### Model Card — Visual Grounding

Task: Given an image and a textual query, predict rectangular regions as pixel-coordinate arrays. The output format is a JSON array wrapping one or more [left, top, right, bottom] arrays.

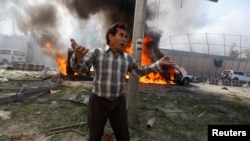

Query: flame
[[169, 67, 175, 81], [45, 36, 175, 84], [124, 35, 167, 84], [169, 67, 176, 85], [45, 42, 67, 75]]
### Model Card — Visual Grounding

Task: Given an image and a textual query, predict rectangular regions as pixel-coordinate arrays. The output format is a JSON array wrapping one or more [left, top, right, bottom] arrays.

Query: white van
[[0, 48, 27, 65]]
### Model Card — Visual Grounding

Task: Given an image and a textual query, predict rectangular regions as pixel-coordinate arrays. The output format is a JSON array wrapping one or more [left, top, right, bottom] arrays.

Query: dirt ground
[[0, 68, 250, 141]]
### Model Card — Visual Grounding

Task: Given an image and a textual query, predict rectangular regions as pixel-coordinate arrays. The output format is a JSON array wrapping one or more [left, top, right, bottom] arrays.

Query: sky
[[149, 0, 250, 54], [154, 0, 250, 36], [0, 0, 250, 55]]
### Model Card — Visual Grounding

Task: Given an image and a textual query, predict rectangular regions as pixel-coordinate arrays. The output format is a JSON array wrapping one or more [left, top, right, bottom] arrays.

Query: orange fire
[[45, 42, 67, 75], [124, 35, 167, 84], [46, 36, 172, 84]]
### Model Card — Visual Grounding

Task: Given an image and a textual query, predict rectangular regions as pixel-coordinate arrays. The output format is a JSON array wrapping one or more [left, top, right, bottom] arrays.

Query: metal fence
[[160, 33, 250, 58]]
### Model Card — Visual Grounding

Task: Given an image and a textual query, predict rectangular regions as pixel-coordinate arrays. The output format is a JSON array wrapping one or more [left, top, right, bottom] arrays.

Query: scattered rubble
[[0, 110, 11, 120], [145, 117, 155, 129], [0, 66, 250, 140], [46, 122, 86, 136]]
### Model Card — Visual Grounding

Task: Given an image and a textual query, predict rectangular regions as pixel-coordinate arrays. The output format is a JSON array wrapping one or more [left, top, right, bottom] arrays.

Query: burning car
[[177, 67, 193, 85], [161, 66, 193, 85], [66, 46, 192, 85]]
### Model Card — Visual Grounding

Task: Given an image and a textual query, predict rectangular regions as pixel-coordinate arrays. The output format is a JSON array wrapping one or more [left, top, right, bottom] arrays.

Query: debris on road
[[0, 110, 11, 120], [145, 117, 155, 129]]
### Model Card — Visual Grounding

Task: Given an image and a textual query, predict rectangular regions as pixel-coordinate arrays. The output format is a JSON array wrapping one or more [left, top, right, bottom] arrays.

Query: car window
[[244, 73, 250, 77], [13, 50, 25, 56], [238, 72, 244, 75], [0, 50, 11, 55]]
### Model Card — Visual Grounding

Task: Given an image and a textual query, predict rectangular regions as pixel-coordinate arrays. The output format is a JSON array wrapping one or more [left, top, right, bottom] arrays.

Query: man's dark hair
[[106, 22, 128, 45]]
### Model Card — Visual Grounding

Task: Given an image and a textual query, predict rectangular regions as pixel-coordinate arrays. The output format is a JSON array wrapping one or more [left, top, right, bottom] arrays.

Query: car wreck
[[66, 48, 192, 86]]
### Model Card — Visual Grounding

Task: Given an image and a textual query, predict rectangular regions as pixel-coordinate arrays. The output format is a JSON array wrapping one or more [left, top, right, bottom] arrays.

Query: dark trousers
[[88, 94, 129, 141]]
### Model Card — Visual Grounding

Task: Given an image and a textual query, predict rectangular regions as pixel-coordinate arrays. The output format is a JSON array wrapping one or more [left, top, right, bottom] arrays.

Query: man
[[70, 22, 175, 141]]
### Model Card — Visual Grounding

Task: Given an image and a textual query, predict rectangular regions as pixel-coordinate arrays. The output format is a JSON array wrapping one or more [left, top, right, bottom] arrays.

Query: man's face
[[109, 28, 128, 54]]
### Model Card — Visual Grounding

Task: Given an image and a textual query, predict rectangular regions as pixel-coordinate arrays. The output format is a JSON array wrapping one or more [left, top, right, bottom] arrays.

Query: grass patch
[[1, 83, 250, 140]]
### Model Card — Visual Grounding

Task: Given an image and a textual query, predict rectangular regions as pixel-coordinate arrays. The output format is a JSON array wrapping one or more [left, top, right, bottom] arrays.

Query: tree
[[229, 43, 239, 58], [243, 48, 250, 60]]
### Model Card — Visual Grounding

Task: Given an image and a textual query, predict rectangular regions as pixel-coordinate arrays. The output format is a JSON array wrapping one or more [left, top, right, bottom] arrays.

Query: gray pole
[[206, 33, 209, 54], [127, 0, 147, 127], [240, 35, 242, 58], [223, 33, 226, 56], [12, 17, 15, 35], [187, 33, 192, 52]]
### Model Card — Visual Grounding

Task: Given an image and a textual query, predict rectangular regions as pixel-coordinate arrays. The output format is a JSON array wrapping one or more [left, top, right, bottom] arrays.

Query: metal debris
[[145, 117, 155, 129], [0, 110, 11, 120], [46, 122, 86, 136], [0, 86, 57, 105], [0, 76, 8, 82], [198, 111, 207, 118]]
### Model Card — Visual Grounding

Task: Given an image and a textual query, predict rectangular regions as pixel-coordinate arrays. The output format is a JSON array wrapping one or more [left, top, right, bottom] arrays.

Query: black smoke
[[14, 0, 163, 61], [62, 0, 163, 60], [15, 2, 62, 48], [62, 0, 136, 38]]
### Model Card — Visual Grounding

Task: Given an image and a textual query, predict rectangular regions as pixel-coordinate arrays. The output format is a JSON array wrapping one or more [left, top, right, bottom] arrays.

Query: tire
[[66, 48, 75, 75], [161, 67, 185, 84], [177, 77, 190, 86]]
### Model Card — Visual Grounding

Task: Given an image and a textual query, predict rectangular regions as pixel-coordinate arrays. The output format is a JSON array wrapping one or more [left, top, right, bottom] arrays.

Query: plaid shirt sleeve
[[128, 56, 162, 76], [70, 49, 96, 74]]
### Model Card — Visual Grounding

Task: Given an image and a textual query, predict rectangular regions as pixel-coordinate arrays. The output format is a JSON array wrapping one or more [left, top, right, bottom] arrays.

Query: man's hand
[[159, 56, 175, 70], [70, 39, 89, 63]]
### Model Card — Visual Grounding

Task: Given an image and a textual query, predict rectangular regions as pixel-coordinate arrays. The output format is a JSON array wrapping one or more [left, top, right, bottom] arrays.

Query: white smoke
[[1, 0, 250, 58], [0, 0, 105, 67]]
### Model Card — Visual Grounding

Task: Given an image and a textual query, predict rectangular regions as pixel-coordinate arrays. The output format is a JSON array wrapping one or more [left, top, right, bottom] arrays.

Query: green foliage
[[229, 45, 240, 58], [243, 48, 250, 60], [1, 84, 250, 140]]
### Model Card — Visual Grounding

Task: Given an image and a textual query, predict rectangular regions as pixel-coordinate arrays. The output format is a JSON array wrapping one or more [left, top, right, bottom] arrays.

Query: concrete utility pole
[[127, 0, 147, 127]]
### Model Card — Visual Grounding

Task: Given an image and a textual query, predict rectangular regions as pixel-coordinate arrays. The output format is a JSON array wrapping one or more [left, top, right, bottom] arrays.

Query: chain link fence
[[160, 33, 250, 59]]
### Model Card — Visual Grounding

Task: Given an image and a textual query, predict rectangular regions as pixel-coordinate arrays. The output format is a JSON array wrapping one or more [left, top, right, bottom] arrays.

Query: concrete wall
[[161, 49, 250, 79]]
